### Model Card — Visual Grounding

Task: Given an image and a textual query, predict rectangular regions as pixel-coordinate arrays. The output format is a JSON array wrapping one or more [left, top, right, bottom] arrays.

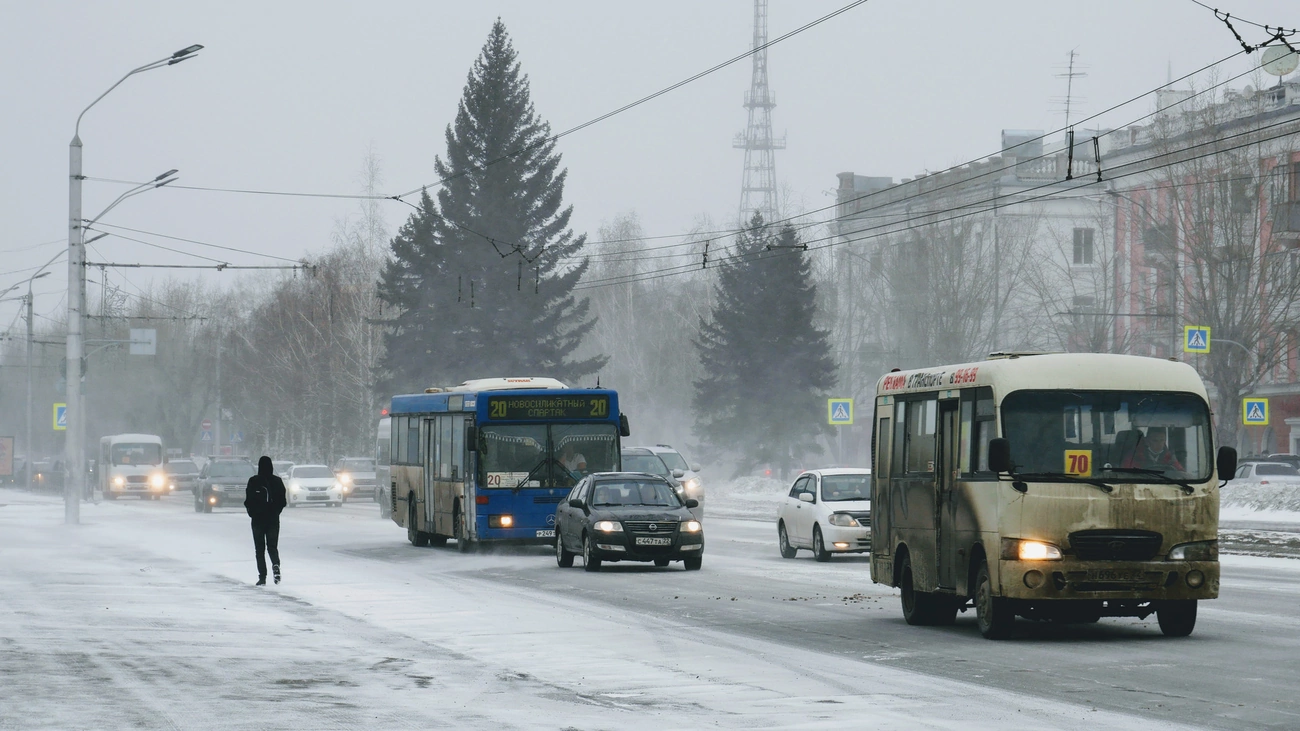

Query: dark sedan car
[[554, 472, 703, 572]]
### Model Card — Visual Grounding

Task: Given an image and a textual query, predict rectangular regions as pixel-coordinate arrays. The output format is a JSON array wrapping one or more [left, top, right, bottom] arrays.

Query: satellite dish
[[1262, 45, 1299, 77]]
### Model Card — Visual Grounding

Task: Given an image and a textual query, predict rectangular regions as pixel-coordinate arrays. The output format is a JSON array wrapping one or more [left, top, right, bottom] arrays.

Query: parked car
[[164, 460, 201, 493], [195, 459, 256, 513], [333, 457, 377, 500], [1265, 453, 1300, 470], [554, 472, 703, 571], [1225, 460, 1300, 488], [776, 468, 871, 561], [642, 444, 704, 519], [286, 464, 344, 507]]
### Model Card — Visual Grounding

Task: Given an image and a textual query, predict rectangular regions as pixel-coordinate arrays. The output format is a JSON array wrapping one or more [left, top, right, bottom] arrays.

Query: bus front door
[[937, 400, 960, 590]]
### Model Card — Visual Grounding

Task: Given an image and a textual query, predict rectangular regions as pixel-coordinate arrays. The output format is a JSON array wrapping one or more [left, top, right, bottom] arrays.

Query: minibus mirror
[[1216, 446, 1237, 482], [988, 438, 1012, 473], [684, 498, 699, 508], [619, 414, 631, 437], [465, 425, 477, 452]]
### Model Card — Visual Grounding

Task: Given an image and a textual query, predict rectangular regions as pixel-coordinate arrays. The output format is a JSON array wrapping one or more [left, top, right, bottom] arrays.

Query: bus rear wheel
[[408, 501, 429, 547], [1156, 600, 1197, 637], [975, 560, 1014, 639], [899, 554, 957, 626]]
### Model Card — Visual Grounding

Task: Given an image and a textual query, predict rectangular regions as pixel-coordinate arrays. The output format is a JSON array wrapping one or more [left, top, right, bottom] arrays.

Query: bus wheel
[[1156, 600, 1197, 637], [975, 560, 1014, 639], [778, 522, 798, 559], [455, 508, 471, 553], [900, 554, 956, 626], [408, 501, 429, 547]]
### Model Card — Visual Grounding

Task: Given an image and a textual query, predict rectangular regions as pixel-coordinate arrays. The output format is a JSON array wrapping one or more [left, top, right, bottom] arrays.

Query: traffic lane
[[4, 490, 1181, 730], [471, 517, 1300, 730]]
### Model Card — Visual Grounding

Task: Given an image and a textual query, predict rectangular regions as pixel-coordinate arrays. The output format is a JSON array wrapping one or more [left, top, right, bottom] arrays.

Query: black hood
[[258, 456, 273, 477]]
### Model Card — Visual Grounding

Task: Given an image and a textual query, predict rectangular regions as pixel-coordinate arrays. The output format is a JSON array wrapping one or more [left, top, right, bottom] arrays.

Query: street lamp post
[[25, 270, 53, 493], [64, 44, 201, 524]]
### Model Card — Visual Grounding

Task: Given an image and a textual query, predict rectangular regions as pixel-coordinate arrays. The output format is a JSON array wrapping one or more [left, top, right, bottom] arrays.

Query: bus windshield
[[1001, 390, 1212, 482], [111, 443, 162, 466], [479, 423, 619, 489]]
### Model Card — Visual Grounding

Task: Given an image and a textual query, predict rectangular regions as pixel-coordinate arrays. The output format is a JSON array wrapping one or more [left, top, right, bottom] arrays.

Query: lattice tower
[[733, 0, 785, 225]]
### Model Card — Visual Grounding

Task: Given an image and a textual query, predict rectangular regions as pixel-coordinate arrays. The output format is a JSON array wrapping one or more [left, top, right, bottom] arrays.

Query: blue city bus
[[388, 377, 629, 550]]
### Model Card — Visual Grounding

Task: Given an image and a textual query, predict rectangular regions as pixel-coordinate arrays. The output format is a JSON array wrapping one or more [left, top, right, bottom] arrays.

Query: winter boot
[[273, 565, 281, 585], [255, 576, 267, 586]]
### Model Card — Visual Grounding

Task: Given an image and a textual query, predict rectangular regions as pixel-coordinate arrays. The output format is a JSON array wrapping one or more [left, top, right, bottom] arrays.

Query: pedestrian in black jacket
[[244, 455, 287, 585]]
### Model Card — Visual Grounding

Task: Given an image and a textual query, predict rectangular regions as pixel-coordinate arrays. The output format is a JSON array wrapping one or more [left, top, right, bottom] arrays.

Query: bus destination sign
[[487, 395, 610, 421]]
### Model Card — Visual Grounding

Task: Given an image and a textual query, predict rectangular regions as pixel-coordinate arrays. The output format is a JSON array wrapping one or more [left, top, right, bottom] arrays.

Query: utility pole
[[25, 292, 34, 492], [215, 327, 222, 458]]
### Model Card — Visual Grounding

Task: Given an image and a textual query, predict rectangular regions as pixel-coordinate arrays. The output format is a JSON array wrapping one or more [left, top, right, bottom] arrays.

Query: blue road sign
[[1184, 325, 1210, 354], [200, 430, 212, 442], [53, 403, 67, 431], [1243, 398, 1269, 426], [827, 398, 854, 426], [230, 431, 243, 444]]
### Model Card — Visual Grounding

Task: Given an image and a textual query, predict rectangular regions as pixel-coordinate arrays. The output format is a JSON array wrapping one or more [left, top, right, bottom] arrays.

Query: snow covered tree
[[378, 20, 602, 392], [692, 216, 837, 477]]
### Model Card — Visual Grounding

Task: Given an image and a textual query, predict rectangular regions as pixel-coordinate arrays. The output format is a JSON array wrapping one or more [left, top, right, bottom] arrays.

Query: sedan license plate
[[535, 530, 555, 538], [1088, 569, 1141, 582], [635, 536, 672, 546]]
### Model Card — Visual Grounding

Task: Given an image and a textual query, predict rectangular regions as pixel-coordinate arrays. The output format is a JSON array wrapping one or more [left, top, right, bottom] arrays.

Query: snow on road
[[0, 488, 1230, 729]]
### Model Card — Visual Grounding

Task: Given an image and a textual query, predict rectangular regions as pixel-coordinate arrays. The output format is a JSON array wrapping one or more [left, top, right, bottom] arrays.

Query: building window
[[1073, 228, 1095, 265]]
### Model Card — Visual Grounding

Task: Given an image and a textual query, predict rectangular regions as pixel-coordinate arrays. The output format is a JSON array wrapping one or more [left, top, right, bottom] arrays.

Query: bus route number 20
[[588, 398, 608, 417], [1064, 449, 1092, 478]]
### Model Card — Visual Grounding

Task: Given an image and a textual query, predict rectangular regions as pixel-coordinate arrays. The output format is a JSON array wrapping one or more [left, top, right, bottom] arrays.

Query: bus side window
[[450, 415, 464, 481], [408, 418, 421, 464], [394, 417, 408, 464], [875, 416, 891, 479], [958, 400, 972, 474], [973, 389, 996, 473], [905, 398, 937, 474], [440, 415, 453, 480], [892, 402, 907, 478]]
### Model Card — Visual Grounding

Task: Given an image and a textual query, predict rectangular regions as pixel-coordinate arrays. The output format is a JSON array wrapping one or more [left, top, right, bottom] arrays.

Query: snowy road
[[1, 488, 1296, 729]]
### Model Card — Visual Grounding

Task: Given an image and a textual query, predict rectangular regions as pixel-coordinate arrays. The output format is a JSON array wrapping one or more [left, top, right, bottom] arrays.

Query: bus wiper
[[1097, 467, 1196, 494], [1012, 472, 1114, 494]]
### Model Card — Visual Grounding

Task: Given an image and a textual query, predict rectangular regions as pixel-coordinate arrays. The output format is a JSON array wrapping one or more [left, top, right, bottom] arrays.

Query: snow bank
[[706, 474, 786, 521], [1220, 483, 1300, 513]]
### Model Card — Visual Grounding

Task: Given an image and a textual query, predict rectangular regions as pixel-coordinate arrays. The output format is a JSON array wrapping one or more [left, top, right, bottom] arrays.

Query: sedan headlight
[[827, 513, 860, 527], [1168, 540, 1218, 561], [683, 477, 701, 492], [338, 473, 352, 483], [682, 520, 702, 533], [289, 482, 302, 492], [593, 520, 623, 532]]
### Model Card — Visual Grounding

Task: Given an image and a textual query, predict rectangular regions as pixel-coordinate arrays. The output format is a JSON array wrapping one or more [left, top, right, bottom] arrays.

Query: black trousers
[[251, 518, 281, 577]]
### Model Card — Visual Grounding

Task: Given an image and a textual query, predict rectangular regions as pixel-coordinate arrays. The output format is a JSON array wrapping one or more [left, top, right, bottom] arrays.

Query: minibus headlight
[[827, 513, 860, 527], [1002, 538, 1062, 560], [1168, 540, 1217, 561], [113, 476, 125, 487], [150, 473, 166, 488], [593, 520, 623, 532]]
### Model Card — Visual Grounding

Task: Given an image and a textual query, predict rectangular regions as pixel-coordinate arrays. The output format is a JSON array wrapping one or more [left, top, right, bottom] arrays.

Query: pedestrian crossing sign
[[1183, 326, 1210, 353], [53, 403, 67, 431], [828, 398, 854, 426], [1243, 398, 1269, 426]]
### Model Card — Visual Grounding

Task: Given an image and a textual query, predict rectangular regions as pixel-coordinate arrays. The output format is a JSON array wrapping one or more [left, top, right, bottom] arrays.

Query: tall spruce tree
[[378, 21, 603, 392], [693, 216, 837, 477]]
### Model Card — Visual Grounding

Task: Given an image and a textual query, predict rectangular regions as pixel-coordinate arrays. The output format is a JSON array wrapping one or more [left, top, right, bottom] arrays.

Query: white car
[[776, 468, 871, 561], [644, 444, 704, 519], [286, 464, 344, 508], [1225, 461, 1300, 487]]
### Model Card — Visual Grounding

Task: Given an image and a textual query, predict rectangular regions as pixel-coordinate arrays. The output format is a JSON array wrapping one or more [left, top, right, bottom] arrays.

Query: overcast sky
[[1, 0, 1295, 328]]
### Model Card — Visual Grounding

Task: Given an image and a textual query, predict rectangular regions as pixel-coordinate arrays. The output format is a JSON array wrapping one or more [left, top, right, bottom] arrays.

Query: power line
[[85, 222, 305, 263], [393, 0, 873, 200], [1187, 0, 1297, 35]]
